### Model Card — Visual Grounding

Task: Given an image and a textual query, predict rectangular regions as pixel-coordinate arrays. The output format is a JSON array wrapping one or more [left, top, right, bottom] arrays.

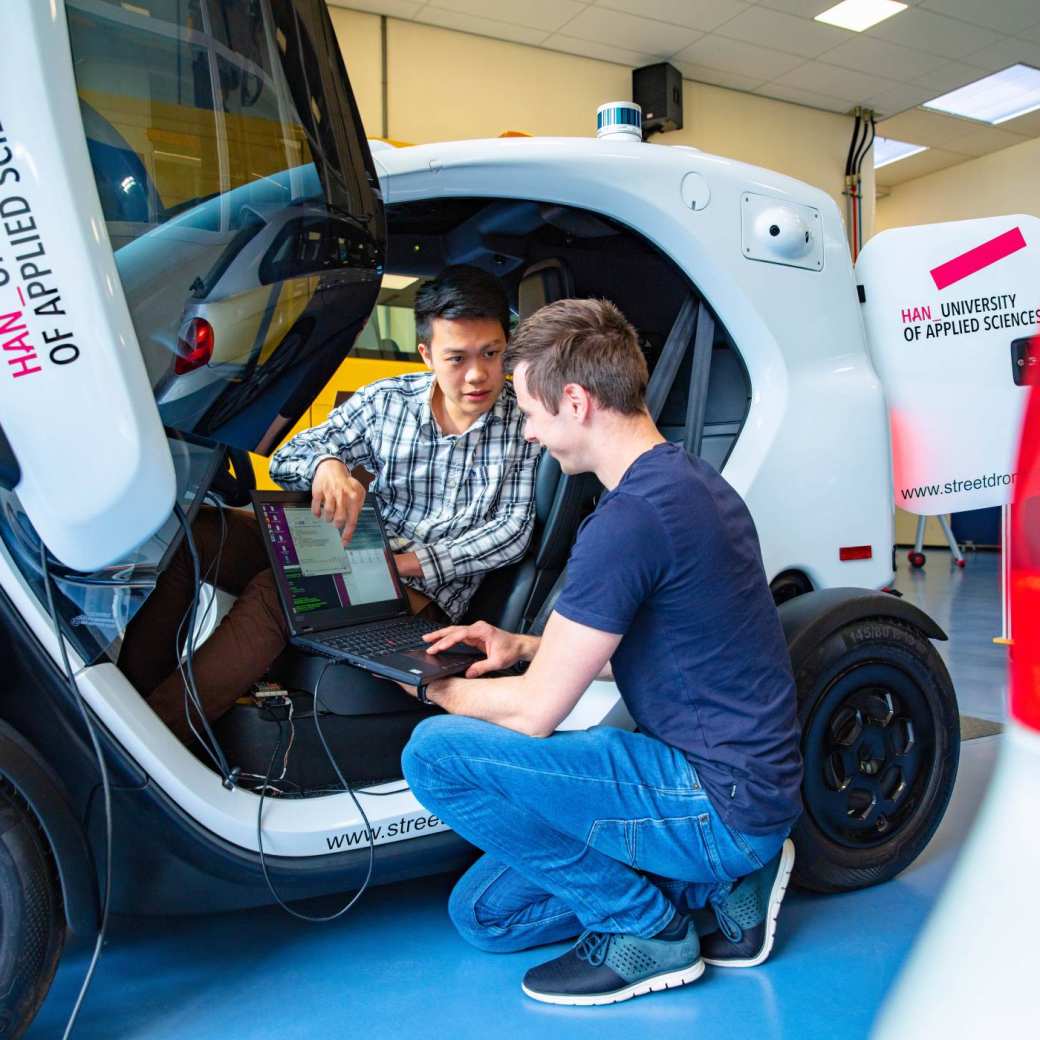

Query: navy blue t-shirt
[[554, 442, 802, 835]]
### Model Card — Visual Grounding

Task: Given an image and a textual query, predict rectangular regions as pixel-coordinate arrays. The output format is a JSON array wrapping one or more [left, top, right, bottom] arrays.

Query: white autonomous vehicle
[[1, 2, 965, 1035]]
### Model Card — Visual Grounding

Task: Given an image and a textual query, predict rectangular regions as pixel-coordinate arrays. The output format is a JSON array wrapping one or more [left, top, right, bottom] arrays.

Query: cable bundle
[[844, 107, 876, 262]]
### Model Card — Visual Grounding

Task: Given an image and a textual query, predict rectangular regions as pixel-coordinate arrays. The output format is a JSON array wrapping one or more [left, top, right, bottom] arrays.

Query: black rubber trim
[[0, 421, 20, 490], [778, 587, 948, 668], [0, 720, 98, 935]]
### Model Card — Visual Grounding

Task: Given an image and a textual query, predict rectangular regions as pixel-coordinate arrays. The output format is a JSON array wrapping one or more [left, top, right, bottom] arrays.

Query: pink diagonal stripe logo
[[930, 227, 1027, 291]]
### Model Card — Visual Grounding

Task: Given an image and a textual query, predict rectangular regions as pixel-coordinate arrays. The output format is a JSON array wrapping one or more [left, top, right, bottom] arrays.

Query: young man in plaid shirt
[[120, 266, 540, 742]]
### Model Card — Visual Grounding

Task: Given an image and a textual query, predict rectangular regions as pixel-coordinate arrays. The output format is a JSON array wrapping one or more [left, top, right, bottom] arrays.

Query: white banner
[[857, 215, 1040, 516]]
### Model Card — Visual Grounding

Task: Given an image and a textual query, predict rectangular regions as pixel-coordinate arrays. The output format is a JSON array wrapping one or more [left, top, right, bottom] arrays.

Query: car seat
[[461, 259, 601, 633], [469, 289, 723, 635]]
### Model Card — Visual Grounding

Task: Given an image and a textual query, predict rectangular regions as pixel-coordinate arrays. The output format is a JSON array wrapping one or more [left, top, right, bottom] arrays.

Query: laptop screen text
[[259, 500, 405, 626]]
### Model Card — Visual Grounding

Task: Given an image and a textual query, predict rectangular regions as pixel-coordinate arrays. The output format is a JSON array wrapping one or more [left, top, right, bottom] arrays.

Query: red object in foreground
[[1011, 381, 1040, 731], [174, 317, 215, 375], [929, 226, 1027, 291]]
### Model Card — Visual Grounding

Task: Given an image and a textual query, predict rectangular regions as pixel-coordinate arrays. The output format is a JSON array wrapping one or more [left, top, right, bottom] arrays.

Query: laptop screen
[[254, 493, 407, 632]]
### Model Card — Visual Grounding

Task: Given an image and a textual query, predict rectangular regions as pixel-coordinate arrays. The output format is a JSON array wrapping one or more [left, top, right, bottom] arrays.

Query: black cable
[[844, 110, 862, 177], [852, 115, 871, 178], [255, 661, 376, 922], [853, 113, 876, 256], [172, 503, 235, 783], [174, 499, 229, 765], [41, 546, 112, 1040], [172, 505, 222, 770], [851, 117, 870, 181], [856, 114, 877, 178]]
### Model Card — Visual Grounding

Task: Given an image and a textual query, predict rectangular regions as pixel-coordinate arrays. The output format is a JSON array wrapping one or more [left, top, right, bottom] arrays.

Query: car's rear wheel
[[790, 618, 959, 892], [0, 781, 66, 1040]]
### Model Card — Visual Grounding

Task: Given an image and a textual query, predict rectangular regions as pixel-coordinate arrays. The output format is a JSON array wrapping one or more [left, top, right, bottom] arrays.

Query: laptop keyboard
[[319, 616, 443, 658]]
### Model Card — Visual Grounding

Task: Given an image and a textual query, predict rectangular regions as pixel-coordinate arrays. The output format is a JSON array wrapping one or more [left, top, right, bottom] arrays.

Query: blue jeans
[[401, 716, 789, 953]]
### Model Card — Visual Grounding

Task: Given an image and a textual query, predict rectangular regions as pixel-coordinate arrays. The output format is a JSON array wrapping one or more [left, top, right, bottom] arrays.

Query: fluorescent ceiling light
[[815, 0, 907, 33], [923, 64, 1040, 125], [873, 136, 928, 168]]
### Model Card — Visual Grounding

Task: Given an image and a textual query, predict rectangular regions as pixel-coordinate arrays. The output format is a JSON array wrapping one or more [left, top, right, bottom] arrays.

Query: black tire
[[770, 570, 812, 607], [790, 618, 959, 893], [0, 781, 66, 1040]]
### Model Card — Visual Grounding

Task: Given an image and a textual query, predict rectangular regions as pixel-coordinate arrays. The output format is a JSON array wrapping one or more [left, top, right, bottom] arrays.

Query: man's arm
[[269, 392, 380, 544], [421, 611, 621, 737], [412, 443, 541, 586], [424, 620, 612, 680], [268, 391, 378, 490]]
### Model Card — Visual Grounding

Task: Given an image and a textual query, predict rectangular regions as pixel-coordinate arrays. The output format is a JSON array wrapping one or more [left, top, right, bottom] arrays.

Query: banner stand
[[909, 514, 965, 568], [995, 504, 1013, 646]]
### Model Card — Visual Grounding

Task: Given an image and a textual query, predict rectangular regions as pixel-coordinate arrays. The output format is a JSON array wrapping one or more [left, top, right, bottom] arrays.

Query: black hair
[[414, 265, 511, 346]]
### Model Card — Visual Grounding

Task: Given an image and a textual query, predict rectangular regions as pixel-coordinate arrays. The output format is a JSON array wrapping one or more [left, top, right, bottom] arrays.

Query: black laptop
[[252, 491, 480, 686]]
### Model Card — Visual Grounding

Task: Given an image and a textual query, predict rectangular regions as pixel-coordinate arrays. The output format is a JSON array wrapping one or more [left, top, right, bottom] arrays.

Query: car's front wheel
[[790, 618, 960, 892], [0, 781, 65, 1040]]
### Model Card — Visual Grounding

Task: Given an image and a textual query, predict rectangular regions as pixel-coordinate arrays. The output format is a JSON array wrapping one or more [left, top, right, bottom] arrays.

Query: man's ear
[[561, 383, 592, 422], [417, 343, 434, 369]]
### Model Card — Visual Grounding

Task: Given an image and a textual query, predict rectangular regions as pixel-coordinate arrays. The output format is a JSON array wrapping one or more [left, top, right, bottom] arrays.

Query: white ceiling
[[329, 0, 1040, 186]]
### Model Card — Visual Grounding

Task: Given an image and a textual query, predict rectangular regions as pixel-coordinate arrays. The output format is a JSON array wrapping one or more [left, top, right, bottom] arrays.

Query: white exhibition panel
[[857, 216, 1040, 516], [0, 1, 174, 570]]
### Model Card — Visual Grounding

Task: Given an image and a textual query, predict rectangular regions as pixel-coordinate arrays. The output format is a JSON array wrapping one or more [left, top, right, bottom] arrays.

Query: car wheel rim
[[802, 660, 937, 849]]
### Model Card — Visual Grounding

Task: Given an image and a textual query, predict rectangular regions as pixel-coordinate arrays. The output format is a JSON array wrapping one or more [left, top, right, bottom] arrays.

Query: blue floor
[[28, 550, 1010, 1040]]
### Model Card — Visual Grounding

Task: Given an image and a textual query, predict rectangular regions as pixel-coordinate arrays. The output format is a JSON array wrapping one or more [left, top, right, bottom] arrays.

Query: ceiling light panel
[[923, 64, 1040, 125], [815, 0, 907, 33], [873, 135, 928, 167]]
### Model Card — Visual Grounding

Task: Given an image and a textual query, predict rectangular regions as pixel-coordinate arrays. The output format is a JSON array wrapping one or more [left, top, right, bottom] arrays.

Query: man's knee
[[401, 719, 503, 790], [401, 715, 462, 795], [446, 872, 530, 954], [247, 569, 289, 639]]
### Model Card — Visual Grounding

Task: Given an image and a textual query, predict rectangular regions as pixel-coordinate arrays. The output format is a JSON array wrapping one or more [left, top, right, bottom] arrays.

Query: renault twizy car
[[0, 2, 960, 1036]]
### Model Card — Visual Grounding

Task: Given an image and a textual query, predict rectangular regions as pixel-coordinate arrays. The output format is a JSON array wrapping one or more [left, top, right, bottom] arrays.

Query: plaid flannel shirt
[[269, 372, 541, 620]]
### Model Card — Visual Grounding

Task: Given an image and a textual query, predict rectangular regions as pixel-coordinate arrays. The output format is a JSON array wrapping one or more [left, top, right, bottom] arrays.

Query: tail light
[[1010, 377, 1040, 730], [174, 317, 214, 375], [840, 545, 873, 561]]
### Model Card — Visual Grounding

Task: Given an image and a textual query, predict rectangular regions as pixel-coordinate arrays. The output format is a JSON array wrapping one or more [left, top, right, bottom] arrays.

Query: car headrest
[[534, 451, 560, 525], [518, 259, 575, 319]]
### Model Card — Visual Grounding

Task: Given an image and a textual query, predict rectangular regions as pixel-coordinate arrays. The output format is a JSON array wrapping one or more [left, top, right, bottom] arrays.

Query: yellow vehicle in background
[[250, 273, 427, 487]]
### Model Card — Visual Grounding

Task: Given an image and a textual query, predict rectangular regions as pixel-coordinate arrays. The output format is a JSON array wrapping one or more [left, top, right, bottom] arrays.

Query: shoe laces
[[709, 894, 744, 943], [575, 931, 613, 967]]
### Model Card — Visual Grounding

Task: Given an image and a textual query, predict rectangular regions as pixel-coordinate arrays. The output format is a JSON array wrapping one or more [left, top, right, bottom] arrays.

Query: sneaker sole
[[521, 959, 705, 1006], [703, 838, 795, 969]]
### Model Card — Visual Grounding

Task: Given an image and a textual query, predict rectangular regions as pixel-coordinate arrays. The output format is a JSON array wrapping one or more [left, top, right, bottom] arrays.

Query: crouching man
[[399, 298, 803, 1006]]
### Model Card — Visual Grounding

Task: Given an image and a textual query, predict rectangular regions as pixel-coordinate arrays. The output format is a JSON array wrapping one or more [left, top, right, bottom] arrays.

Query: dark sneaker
[[521, 918, 704, 1006], [698, 838, 795, 968]]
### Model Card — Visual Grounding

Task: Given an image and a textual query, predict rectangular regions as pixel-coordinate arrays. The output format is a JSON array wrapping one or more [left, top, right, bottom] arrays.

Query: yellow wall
[[876, 135, 1040, 233], [665, 82, 872, 224], [386, 21, 630, 143], [382, 19, 862, 218], [327, 7, 384, 136]]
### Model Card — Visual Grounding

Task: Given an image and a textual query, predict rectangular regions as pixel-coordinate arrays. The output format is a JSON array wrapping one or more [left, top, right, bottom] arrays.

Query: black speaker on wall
[[633, 62, 683, 135]]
